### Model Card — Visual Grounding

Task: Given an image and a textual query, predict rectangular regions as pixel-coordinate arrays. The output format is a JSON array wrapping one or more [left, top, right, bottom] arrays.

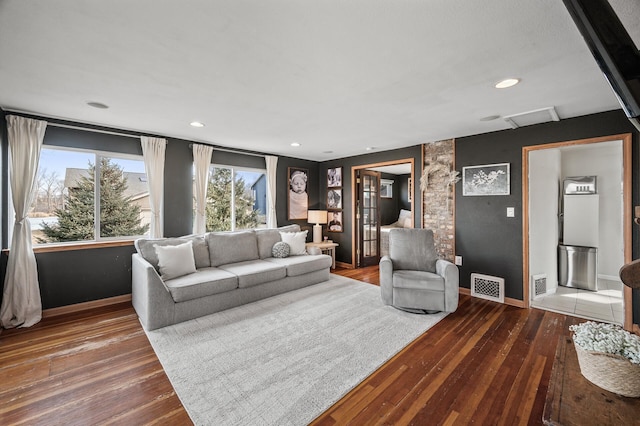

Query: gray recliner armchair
[[380, 228, 459, 313]]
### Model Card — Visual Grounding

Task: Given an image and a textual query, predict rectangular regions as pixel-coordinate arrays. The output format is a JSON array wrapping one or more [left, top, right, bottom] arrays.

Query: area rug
[[144, 274, 447, 426]]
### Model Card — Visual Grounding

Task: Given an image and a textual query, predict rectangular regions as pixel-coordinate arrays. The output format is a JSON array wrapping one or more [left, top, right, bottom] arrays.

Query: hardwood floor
[[0, 266, 581, 425]]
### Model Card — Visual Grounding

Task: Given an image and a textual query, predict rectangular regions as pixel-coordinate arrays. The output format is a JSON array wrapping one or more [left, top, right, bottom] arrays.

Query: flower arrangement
[[570, 321, 640, 364]]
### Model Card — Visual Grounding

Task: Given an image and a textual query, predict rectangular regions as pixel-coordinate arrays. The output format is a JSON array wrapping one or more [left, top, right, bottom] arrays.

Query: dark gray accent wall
[[455, 110, 639, 323], [399, 173, 412, 212], [0, 115, 320, 309], [319, 146, 422, 265], [380, 172, 400, 226], [1, 108, 6, 250]]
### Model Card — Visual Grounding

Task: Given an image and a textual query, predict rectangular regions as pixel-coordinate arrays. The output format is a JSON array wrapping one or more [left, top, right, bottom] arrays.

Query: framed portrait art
[[327, 188, 342, 210], [327, 167, 342, 188], [462, 163, 510, 196], [327, 211, 343, 233], [288, 167, 309, 219]]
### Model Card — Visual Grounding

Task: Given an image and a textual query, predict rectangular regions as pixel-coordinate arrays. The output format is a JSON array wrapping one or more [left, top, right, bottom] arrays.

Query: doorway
[[351, 159, 414, 268], [523, 133, 632, 329]]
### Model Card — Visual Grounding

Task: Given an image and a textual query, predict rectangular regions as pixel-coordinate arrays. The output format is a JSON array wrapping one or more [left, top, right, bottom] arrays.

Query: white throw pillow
[[280, 230, 308, 255], [155, 240, 197, 280]]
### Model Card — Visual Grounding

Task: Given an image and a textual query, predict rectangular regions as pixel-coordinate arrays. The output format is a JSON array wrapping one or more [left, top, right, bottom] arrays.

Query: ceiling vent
[[503, 106, 560, 129]]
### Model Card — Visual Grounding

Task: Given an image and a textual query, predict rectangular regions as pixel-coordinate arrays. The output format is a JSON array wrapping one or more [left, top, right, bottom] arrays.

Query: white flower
[[570, 321, 640, 364]]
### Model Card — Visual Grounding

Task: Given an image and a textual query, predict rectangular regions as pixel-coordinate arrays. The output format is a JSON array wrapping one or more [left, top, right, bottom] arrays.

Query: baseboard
[[335, 261, 354, 269], [459, 287, 524, 308], [42, 294, 132, 319], [598, 274, 621, 282]]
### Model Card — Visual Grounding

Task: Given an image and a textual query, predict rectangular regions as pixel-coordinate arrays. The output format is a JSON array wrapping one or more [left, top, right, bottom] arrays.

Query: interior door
[[359, 169, 381, 267]]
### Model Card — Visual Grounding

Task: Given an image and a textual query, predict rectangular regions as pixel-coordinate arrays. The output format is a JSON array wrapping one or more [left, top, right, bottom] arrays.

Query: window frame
[[10, 145, 149, 247], [204, 163, 268, 232]]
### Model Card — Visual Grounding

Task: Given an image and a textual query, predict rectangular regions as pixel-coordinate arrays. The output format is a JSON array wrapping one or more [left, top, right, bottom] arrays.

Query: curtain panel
[[193, 144, 214, 234], [141, 136, 166, 238], [1, 115, 47, 328], [265, 155, 278, 228]]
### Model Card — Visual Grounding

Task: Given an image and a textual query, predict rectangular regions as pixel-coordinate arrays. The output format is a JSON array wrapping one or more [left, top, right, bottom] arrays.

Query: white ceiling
[[0, 0, 633, 161]]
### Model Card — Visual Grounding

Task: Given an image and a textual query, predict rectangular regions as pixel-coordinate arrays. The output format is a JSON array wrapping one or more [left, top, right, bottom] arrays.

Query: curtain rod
[[11, 112, 266, 158], [43, 122, 142, 139], [189, 143, 266, 158]]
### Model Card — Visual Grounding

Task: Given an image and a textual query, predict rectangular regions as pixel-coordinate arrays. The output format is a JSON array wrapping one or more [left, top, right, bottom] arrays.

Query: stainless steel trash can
[[558, 245, 598, 291]]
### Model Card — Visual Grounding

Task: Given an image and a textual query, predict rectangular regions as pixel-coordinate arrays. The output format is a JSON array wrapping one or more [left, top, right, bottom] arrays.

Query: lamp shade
[[308, 210, 328, 225]]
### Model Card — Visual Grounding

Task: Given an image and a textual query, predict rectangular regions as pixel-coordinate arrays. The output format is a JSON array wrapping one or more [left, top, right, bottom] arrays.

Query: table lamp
[[308, 210, 328, 243]]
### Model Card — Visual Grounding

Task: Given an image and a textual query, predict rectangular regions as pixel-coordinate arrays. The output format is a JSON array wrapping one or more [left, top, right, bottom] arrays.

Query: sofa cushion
[[280, 230, 308, 255], [156, 241, 197, 280], [265, 254, 332, 277], [180, 234, 211, 268], [272, 241, 290, 258], [164, 267, 238, 302], [256, 225, 300, 259], [207, 230, 259, 267], [219, 260, 287, 288], [135, 235, 210, 270]]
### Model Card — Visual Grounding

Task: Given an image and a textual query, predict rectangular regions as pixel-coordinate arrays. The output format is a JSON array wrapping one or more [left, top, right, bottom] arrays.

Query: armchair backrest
[[389, 228, 438, 272]]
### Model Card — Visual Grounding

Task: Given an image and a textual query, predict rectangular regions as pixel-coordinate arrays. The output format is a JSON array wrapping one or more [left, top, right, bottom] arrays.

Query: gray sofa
[[132, 225, 332, 330]]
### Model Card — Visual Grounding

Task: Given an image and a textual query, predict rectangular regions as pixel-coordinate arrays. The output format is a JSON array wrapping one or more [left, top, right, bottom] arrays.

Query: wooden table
[[306, 241, 338, 269], [543, 337, 640, 425]]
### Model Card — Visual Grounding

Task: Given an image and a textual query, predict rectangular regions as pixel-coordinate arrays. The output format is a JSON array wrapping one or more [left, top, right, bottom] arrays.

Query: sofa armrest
[[379, 255, 394, 305], [436, 259, 459, 312], [132, 253, 176, 330]]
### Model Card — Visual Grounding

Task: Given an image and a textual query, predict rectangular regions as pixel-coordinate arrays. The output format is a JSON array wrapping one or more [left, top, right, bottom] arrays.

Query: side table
[[306, 241, 338, 269]]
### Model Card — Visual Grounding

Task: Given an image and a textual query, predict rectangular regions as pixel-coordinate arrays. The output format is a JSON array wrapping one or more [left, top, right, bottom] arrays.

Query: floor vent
[[532, 274, 547, 298], [471, 273, 505, 303]]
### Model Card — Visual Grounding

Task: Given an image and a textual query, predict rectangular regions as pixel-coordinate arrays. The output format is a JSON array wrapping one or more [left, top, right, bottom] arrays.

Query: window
[[28, 147, 149, 245], [203, 165, 267, 232]]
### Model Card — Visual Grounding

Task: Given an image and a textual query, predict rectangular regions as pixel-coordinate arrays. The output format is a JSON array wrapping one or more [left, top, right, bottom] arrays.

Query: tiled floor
[[531, 278, 624, 325]]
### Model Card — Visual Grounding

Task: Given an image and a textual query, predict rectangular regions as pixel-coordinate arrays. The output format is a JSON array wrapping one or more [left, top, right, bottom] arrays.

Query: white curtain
[[1, 116, 47, 328], [265, 155, 278, 228], [193, 144, 213, 234], [141, 136, 166, 238]]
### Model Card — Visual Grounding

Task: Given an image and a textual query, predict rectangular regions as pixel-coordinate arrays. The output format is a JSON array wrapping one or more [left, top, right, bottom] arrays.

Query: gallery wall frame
[[327, 211, 343, 233], [462, 163, 510, 196], [327, 188, 342, 210], [327, 167, 342, 188], [288, 167, 309, 219]]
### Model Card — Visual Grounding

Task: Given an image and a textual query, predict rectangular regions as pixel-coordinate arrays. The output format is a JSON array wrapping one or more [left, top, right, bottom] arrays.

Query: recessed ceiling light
[[190, 121, 205, 128], [480, 115, 501, 121], [495, 78, 520, 89], [291, 142, 301, 147], [87, 101, 109, 109], [366, 147, 375, 151], [323, 150, 333, 154]]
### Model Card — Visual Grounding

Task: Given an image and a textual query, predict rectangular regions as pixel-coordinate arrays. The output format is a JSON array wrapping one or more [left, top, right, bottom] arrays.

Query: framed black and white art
[[462, 163, 510, 196]]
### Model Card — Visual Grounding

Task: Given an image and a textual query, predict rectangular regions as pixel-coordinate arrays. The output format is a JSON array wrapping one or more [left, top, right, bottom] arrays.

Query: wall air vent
[[471, 273, 505, 304], [532, 274, 547, 298], [503, 106, 560, 129]]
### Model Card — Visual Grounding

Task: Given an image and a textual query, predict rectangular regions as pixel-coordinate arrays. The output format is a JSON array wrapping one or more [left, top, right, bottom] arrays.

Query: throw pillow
[[155, 240, 197, 280], [279, 230, 308, 255], [272, 241, 290, 258]]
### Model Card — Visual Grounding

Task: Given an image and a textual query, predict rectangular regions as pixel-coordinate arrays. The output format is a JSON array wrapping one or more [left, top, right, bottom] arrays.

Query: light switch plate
[[507, 207, 515, 217], [455, 256, 463, 266]]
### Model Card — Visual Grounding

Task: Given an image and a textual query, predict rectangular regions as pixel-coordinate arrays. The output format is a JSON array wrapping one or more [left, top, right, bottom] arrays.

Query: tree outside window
[[205, 166, 266, 232]]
